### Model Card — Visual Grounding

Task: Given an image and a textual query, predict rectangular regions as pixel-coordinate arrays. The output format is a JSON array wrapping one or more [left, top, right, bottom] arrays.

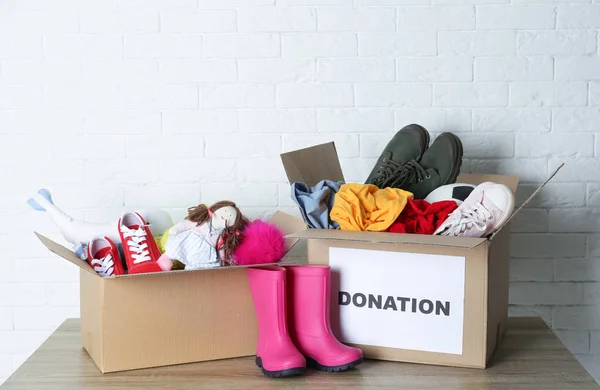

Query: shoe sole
[[306, 356, 364, 372], [440, 132, 463, 186], [255, 356, 306, 378]]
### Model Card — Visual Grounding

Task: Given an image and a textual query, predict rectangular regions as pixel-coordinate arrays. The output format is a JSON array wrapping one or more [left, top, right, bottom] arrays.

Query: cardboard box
[[35, 212, 306, 373], [280, 142, 553, 369]]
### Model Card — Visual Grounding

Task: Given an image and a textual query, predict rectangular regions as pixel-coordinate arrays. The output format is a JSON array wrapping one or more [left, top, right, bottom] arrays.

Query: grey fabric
[[291, 180, 344, 229]]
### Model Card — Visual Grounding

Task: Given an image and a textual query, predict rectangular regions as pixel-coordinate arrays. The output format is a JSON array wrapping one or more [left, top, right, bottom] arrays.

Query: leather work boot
[[396, 132, 463, 199], [365, 124, 430, 188]]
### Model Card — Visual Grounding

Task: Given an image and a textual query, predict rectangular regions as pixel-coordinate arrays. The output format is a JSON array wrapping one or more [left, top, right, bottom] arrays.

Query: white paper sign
[[329, 247, 465, 355]]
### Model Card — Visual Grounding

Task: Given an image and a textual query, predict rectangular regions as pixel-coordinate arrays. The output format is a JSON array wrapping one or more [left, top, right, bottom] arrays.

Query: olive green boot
[[365, 124, 430, 188], [401, 132, 463, 199]]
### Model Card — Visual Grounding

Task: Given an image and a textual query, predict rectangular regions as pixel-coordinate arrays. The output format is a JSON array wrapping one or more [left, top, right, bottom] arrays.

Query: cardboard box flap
[[267, 211, 307, 252], [457, 173, 519, 193], [286, 229, 487, 249], [490, 162, 564, 240], [34, 232, 100, 278], [281, 142, 345, 187]]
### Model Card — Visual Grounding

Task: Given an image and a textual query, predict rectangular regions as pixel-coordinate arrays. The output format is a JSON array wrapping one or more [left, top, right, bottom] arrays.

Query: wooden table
[[1, 317, 598, 390]]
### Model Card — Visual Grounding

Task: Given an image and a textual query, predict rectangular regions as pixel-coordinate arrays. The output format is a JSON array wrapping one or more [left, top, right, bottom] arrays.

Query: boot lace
[[443, 201, 492, 236], [91, 254, 115, 277], [383, 160, 430, 189], [120, 225, 152, 264]]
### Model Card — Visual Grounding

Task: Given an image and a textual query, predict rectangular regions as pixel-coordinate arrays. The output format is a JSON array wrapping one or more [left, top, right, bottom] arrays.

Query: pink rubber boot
[[246, 266, 306, 378], [286, 265, 363, 372]]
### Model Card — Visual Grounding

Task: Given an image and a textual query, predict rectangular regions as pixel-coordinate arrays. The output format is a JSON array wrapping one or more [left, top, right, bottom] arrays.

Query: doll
[[157, 201, 248, 271]]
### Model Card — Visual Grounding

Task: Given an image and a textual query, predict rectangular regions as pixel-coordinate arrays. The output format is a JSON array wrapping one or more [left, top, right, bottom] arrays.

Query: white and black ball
[[425, 183, 477, 206]]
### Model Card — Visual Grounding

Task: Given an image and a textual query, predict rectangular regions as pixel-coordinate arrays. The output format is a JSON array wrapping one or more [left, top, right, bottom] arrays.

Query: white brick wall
[[0, 0, 599, 384]]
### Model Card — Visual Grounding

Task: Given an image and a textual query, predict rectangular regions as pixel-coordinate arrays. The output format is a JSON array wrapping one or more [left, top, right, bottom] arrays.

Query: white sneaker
[[434, 182, 515, 238]]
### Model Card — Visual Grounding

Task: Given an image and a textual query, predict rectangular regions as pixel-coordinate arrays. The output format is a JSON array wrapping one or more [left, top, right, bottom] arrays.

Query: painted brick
[[509, 282, 583, 305], [45, 35, 122, 60], [517, 183, 585, 209], [201, 183, 278, 207], [592, 82, 600, 106], [554, 307, 600, 330], [126, 135, 203, 159], [555, 330, 590, 354], [0, 34, 42, 60], [511, 234, 586, 258], [355, 83, 432, 107], [159, 60, 237, 83], [46, 284, 80, 307], [161, 9, 237, 33], [0, 355, 14, 379], [239, 7, 316, 32], [555, 258, 600, 283], [83, 61, 159, 84], [460, 133, 515, 158], [205, 134, 281, 158], [0, 332, 51, 356], [2, 60, 81, 85], [0, 86, 42, 110], [81, 9, 159, 33], [548, 158, 600, 183], [239, 109, 316, 134], [124, 184, 200, 208], [318, 58, 394, 82], [516, 134, 593, 158], [553, 108, 600, 133], [340, 157, 378, 183], [434, 0, 508, 3], [85, 112, 161, 135], [14, 307, 80, 331], [509, 305, 552, 326], [239, 59, 314, 83], [318, 7, 396, 32], [0, 285, 46, 307], [592, 332, 600, 354], [44, 84, 119, 110], [163, 111, 238, 134], [358, 33, 437, 57], [318, 109, 393, 133], [278, 83, 353, 108], [7, 159, 85, 186], [121, 85, 199, 110], [197, 0, 273, 5], [473, 108, 551, 133], [282, 33, 357, 57], [203, 84, 275, 109], [510, 83, 588, 107], [510, 258, 553, 282], [124, 35, 202, 59], [281, 0, 350, 4], [160, 159, 237, 184], [85, 160, 160, 185], [397, 6, 475, 31], [360, 133, 394, 158], [395, 109, 472, 132], [556, 57, 600, 81], [357, 0, 427, 4], [396, 57, 473, 82], [475, 57, 553, 82], [203, 34, 279, 58], [282, 134, 359, 157], [550, 209, 600, 233], [477, 5, 555, 29], [0, 10, 79, 33], [434, 83, 508, 107], [237, 158, 288, 182], [49, 136, 125, 160], [0, 309, 13, 331], [584, 283, 600, 305], [518, 31, 597, 55], [511, 209, 549, 233], [586, 184, 600, 206], [557, 4, 600, 29], [438, 31, 516, 56]]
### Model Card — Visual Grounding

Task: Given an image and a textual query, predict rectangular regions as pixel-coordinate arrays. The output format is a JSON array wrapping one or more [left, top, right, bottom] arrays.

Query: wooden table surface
[[1, 317, 598, 390]]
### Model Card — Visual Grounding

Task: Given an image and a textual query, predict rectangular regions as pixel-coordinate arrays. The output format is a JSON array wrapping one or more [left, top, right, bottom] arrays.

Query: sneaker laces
[[120, 225, 152, 264], [443, 201, 492, 236], [386, 160, 430, 189], [91, 254, 115, 277]]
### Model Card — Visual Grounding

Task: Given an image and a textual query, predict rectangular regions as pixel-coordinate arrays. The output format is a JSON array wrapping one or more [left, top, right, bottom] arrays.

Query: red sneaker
[[87, 237, 125, 277], [118, 212, 163, 275]]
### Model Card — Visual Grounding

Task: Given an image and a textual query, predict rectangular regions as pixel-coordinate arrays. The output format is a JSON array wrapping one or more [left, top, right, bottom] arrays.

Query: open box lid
[[281, 142, 564, 246], [34, 211, 307, 279]]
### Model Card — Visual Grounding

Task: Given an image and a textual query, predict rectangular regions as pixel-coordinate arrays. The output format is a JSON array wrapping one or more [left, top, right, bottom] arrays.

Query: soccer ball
[[425, 183, 476, 206]]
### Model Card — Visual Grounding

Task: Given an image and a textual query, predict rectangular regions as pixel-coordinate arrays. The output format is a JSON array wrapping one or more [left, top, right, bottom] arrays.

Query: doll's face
[[211, 206, 237, 230]]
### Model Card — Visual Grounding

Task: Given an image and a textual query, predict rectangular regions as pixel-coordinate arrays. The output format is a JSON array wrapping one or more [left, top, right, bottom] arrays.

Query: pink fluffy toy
[[233, 220, 286, 266]]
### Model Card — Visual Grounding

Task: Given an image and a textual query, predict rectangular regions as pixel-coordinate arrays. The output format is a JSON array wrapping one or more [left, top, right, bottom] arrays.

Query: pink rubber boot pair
[[246, 265, 363, 378]]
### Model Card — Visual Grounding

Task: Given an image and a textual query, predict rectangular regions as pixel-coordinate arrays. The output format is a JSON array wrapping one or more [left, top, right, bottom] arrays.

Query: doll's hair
[[187, 201, 248, 265]]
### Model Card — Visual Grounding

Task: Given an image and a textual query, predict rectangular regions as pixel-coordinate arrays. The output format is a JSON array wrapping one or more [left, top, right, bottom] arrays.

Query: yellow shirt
[[330, 183, 413, 232]]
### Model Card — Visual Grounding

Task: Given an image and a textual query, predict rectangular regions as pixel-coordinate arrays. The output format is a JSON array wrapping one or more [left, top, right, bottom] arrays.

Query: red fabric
[[388, 199, 458, 235]]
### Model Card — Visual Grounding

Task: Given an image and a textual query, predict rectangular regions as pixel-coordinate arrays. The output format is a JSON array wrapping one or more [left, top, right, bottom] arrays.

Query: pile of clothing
[[291, 124, 515, 239]]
